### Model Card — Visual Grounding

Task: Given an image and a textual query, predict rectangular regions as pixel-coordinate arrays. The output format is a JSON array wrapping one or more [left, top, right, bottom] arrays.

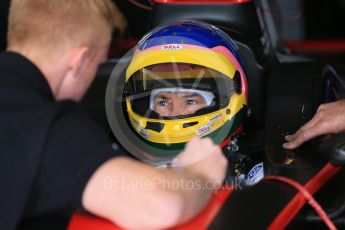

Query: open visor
[[124, 63, 241, 119]]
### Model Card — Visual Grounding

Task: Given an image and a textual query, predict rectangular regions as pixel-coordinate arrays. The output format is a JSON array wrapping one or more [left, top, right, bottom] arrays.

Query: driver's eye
[[158, 100, 169, 106], [186, 100, 197, 105]]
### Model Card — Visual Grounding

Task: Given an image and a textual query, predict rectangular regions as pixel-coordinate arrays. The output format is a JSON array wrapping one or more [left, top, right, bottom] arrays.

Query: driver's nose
[[170, 101, 188, 116]]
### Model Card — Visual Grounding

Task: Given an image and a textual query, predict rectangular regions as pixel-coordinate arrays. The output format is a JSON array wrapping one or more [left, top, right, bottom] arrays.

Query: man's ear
[[54, 46, 90, 101], [69, 46, 90, 78]]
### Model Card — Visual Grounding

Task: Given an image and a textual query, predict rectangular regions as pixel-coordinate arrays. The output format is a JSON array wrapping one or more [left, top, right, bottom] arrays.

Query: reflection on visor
[[125, 63, 237, 119], [150, 88, 215, 117]]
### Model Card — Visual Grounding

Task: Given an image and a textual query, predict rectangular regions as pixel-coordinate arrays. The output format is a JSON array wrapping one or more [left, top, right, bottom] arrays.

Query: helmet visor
[[124, 63, 238, 119]]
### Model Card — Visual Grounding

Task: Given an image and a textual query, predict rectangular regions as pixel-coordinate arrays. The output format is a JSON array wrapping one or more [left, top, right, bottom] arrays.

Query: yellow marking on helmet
[[126, 48, 236, 82]]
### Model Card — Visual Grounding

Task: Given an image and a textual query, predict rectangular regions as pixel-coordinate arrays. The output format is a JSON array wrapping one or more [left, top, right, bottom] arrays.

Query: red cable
[[128, 0, 153, 10], [264, 176, 337, 230]]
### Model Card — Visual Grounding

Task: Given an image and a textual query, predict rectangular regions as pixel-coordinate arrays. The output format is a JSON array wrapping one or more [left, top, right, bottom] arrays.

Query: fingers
[[172, 137, 220, 167], [283, 103, 329, 149], [172, 137, 227, 187], [283, 106, 331, 149], [283, 100, 345, 149], [283, 124, 326, 149], [285, 112, 321, 142]]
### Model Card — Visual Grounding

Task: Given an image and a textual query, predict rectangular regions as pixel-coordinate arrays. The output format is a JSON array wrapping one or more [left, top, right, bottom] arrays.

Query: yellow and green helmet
[[107, 21, 248, 166]]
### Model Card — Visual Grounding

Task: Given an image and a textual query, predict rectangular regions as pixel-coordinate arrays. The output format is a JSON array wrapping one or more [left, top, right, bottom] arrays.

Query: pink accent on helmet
[[212, 46, 248, 96]]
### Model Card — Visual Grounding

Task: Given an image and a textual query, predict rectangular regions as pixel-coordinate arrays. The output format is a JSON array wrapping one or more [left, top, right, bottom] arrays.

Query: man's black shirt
[[0, 52, 124, 229]]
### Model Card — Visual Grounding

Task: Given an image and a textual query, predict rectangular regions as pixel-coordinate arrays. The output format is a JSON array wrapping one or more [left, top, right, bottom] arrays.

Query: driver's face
[[153, 92, 207, 116]]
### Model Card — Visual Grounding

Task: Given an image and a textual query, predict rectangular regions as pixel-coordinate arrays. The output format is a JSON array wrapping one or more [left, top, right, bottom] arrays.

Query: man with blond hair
[[0, 0, 227, 229]]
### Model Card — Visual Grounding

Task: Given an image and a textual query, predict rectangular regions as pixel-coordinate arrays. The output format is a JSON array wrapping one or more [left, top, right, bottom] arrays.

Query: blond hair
[[7, 0, 125, 50]]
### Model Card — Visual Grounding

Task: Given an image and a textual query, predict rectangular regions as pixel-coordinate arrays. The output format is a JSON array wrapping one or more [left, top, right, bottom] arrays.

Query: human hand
[[283, 99, 345, 149], [171, 137, 228, 188]]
